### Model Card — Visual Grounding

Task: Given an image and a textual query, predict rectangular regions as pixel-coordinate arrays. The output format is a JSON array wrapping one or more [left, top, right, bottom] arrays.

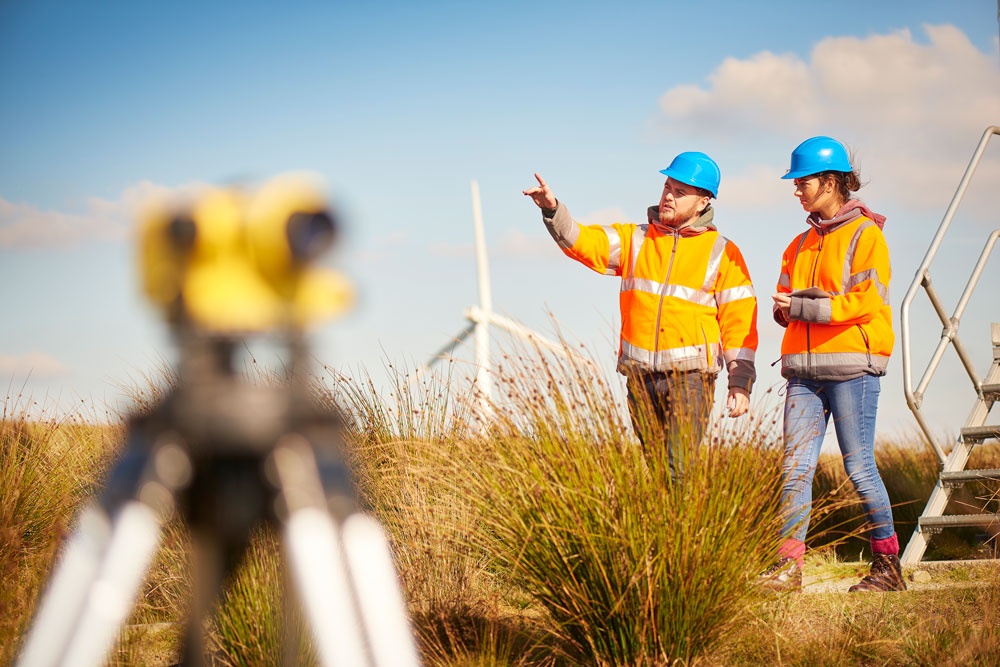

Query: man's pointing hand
[[522, 173, 557, 210]]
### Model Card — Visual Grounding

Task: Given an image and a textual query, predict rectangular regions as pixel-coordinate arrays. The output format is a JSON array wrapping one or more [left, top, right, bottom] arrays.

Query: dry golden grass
[[719, 562, 1000, 666], [810, 439, 1000, 561], [4, 341, 999, 666]]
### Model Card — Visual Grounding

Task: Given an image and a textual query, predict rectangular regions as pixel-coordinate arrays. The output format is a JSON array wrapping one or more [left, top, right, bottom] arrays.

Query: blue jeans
[[780, 375, 896, 542], [626, 370, 715, 481]]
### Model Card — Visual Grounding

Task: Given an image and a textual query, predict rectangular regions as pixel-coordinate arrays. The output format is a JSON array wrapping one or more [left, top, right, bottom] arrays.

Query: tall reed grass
[[319, 339, 798, 665], [319, 360, 523, 663], [809, 438, 1000, 560], [0, 393, 125, 666], [5, 332, 1000, 665], [435, 346, 790, 665]]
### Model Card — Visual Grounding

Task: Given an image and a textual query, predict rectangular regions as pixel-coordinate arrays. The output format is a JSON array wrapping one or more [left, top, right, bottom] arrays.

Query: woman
[[764, 136, 905, 593]]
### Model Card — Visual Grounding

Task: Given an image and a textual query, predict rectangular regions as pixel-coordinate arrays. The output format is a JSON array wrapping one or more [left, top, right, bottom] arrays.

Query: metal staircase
[[899, 125, 1000, 566]]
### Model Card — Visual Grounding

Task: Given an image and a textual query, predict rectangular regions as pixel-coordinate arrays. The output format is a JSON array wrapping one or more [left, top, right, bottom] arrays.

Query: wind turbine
[[421, 180, 595, 422]]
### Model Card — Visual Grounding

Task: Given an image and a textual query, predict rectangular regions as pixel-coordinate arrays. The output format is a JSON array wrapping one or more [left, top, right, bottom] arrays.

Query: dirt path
[[802, 558, 998, 594]]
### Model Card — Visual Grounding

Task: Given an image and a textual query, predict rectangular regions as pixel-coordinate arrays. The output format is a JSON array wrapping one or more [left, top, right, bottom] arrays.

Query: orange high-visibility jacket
[[774, 208, 892, 381], [544, 203, 758, 392]]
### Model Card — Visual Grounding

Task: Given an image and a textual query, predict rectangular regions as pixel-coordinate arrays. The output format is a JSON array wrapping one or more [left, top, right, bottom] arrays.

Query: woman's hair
[[819, 170, 861, 202], [819, 149, 863, 202]]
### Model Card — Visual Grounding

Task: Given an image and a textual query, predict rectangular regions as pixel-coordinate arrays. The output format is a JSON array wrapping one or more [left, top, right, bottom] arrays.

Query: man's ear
[[696, 196, 710, 214]]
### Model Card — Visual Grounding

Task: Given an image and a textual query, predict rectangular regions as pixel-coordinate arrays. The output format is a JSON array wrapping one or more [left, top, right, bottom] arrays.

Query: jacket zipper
[[652, 228, 679, 360], [856, 324, 875, 370]]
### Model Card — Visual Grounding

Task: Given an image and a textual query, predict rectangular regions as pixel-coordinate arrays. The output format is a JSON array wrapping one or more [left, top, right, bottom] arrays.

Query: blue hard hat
[[659, 151, 720, 198], [781, 136, 852, 179]]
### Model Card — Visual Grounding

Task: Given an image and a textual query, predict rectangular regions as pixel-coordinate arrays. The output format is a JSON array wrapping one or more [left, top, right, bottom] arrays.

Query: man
[[523, 152, 758, 478]]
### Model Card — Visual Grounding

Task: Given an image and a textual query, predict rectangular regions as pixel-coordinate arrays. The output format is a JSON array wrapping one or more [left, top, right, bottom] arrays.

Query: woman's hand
[[772, 293, 791, 322]]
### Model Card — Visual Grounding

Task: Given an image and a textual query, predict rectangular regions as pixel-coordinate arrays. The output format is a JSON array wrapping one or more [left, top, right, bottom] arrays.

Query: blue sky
[[2, 1, 999, 447]]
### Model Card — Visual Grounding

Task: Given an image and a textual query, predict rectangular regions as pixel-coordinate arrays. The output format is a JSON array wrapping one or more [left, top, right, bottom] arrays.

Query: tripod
[[17, 331, 421, 667], [16, 176, 422, 667]]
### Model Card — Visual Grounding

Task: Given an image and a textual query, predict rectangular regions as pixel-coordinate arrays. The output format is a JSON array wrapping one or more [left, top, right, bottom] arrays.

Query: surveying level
[[138, 172, 353, 333], [16, 174, 422, 667]]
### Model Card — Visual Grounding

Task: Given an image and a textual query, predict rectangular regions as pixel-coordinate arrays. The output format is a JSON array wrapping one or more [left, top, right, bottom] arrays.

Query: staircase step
[[960, 425, 1000, 442], [982, 383, 1000, 400], [939, 469, 1000, 486], [919, 514, 1000, 530]]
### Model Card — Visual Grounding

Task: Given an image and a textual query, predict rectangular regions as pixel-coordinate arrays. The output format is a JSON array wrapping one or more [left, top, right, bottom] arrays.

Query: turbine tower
[[421, 180, 594, 422], [471, 180, 493, 408]]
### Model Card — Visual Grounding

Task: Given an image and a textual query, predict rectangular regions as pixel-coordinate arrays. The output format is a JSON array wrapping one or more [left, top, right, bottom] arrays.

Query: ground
[[803, 558, 998, 594]]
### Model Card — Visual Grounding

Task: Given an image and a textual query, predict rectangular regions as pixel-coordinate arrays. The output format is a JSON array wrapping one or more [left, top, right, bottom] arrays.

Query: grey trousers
[[625, 370, 716, 481]]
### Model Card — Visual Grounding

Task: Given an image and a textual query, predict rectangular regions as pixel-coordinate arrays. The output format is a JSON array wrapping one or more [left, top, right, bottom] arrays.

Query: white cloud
[[716, 164, 789, 212], [659, 25, 1000, 144], [657, 24, 1000, 220], [660, 52, 818, 130], [0, 180, 210, 249], [0, 197, 126, 248], [0, 352, 70, 379], [808, 26, 998, 143]]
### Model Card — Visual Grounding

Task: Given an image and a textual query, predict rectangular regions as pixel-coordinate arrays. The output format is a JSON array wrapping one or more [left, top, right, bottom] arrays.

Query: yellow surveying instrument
[[16, 174, 422, 667]]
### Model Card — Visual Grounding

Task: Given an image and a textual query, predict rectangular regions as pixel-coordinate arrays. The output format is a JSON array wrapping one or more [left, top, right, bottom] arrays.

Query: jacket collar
[[646, 204, 717, 236], [807, 199, 886, 233]]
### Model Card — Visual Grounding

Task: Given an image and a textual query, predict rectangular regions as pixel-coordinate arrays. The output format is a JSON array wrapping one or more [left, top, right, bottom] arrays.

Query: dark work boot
[[758, 557, 802, 593], [848, 553, 906, 592]]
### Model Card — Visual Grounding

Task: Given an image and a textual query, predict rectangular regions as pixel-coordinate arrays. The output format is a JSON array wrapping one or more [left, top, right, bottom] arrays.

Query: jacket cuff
[[727, 359, 756, 394], [542, 201, 578, 249], [772, 304, 789, 328], [789, 295, 832, 324]]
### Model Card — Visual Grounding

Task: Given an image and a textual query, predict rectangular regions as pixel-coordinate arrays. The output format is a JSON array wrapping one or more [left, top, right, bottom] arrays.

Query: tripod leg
[[340, 513, 422, 667], [16, 501, 164, 667], [273, 438, 370, 667], [16, 504, 111, 667], [272, 436, 422, 667], [285, 507, 371, 667], [59, 501, 163, 667], [180, 528, 225, 667], [17, 426, 188, 667]]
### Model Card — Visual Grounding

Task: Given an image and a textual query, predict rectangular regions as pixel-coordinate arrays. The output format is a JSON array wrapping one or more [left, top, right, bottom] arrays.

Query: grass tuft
[[432, 344, 789, 665]]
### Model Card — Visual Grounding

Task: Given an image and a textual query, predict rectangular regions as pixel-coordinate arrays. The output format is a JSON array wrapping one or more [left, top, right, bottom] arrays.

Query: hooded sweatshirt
[[773, 199, 892, 381]]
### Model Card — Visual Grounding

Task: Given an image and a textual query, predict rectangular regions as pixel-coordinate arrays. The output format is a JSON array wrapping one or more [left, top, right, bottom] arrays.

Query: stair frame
[[899, 125, 1000, 566]]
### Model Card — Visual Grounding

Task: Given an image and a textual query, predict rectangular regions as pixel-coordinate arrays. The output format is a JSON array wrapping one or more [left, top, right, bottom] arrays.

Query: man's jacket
[[773, 201, 892, 381], [543, 202, 757, 392]]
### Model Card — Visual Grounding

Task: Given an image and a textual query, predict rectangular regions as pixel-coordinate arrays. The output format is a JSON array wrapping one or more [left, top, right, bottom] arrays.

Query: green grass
[[4, 340, 1000, 666]]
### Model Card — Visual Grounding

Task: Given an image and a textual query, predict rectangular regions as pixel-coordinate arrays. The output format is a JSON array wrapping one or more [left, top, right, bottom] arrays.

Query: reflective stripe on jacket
[[544, 202, 758, 391], [775, 209, 892, 381]]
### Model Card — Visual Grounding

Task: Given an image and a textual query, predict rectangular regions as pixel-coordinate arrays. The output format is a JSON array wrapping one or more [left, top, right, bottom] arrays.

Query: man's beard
[[659, 206, 694, 228]]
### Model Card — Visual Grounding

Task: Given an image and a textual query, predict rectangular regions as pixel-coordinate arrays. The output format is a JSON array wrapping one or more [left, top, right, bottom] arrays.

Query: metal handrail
[[900, 125, 1000, 464]]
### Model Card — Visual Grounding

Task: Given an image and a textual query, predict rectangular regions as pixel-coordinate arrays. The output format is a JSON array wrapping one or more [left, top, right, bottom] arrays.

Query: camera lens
[[286, 211, 336, 261], [168, 214, 197, 251]]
